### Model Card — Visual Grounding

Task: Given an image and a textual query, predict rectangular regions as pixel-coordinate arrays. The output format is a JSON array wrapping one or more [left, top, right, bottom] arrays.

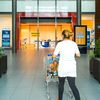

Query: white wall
[[0, 0, 95, 13]]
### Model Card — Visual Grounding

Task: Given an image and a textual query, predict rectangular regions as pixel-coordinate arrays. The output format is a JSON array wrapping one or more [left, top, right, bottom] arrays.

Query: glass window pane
[[57, 0, 77, 41], [82, 0, 95, 13], [0, 0, 12, 48], [57, 0, 76, 13], [0, 0, 12, 12], [39, 0, 55, 12], [81, 0, 95, 49], [17, 0, 37, 12], [17, 0, 38, 49], [39, 0, 56, 48]]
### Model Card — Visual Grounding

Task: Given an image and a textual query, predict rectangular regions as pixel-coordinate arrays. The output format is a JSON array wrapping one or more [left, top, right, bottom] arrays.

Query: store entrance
[[19, 17, 73, 50], [20, 23, 38, 50], [20, 23, 73, 50]]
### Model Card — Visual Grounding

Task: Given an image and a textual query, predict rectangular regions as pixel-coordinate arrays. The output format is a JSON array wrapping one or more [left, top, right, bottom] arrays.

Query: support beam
[[12, 0, 17, 53], [77, 0, 81, 25], [55, 0, 57, 46], [37, 0, 39, 50]]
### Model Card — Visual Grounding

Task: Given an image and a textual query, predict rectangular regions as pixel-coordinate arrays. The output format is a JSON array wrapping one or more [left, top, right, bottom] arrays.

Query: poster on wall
[[87, 29, 90, 48], [2, 29, 10, 48], [74, 25, 87, 46], [90, 29, 95, 49]]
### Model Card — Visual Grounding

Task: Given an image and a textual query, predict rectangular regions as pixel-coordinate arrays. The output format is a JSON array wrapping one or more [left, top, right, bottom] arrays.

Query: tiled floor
[[0, 49, 100, 100]]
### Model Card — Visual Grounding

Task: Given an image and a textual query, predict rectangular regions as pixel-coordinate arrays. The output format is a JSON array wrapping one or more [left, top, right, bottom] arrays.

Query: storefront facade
[[0, 0, 95, 51]]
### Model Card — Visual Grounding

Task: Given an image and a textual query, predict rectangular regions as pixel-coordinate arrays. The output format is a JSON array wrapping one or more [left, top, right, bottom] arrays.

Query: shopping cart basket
[[45, 53, 73, 100]]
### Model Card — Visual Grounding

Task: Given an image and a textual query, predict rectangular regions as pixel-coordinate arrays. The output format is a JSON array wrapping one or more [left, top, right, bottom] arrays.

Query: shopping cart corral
[[45, 54, 73, 100]]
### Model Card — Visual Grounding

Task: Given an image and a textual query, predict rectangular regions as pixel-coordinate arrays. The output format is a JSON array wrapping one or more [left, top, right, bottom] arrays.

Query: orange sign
[[31, 33, 39, 37]]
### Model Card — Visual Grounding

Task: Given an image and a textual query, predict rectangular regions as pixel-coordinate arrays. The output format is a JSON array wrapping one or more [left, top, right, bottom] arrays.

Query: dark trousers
[[58, 77, 80, 100]]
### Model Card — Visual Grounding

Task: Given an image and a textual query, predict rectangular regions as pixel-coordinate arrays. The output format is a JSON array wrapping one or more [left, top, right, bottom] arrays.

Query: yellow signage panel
[[74, 25, 87, 45], [31, 33, 39, 37]]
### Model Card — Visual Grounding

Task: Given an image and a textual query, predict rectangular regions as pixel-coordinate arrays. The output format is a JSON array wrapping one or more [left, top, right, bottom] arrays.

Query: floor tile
[[0, 49, 100, 100]]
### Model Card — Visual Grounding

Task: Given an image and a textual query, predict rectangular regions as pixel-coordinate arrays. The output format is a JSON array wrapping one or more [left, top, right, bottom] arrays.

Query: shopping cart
[[45, 54, 59, 100], [45, 54, 73, 100]]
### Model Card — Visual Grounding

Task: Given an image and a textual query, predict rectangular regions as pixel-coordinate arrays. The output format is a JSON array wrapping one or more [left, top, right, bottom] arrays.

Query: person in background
[[53, 30, 81, 100]]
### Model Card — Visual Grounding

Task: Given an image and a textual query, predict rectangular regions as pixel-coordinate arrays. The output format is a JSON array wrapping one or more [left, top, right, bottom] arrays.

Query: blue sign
[[87, 30, 90, 48], [2, 29, 10, 47]]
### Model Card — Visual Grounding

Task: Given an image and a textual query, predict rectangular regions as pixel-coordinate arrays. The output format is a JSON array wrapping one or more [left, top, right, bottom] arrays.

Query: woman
[[53, 30, 81, 100]]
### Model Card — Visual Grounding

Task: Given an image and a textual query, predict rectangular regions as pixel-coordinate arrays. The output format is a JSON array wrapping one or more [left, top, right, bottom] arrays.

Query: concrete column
[[55, 0, 57, 46], [12, 0, 17, 53], [77, 0, 81, 25], [37, 0, 39, 50]]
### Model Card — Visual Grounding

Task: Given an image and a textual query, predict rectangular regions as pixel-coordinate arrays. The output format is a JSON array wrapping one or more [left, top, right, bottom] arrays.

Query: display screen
[[2, 34, 10, 38], [74, 26, 87, 45]]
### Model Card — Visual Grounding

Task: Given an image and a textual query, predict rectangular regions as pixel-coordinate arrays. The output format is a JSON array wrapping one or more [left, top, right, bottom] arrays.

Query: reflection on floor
[[20, 44, 36, 50], [0, 49, 100, 100]]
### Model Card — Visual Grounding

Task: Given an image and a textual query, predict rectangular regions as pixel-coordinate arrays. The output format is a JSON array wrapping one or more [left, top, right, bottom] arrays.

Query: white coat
[[54, 40, 80, 77]]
